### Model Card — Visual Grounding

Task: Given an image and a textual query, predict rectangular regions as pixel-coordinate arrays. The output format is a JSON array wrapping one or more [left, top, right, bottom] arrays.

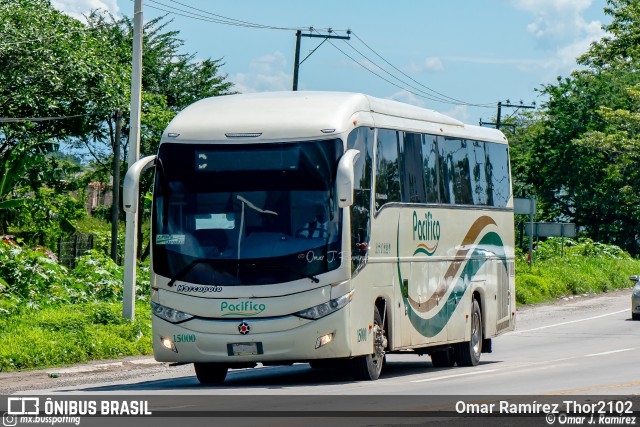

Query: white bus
[[124, 91, 516, 384]]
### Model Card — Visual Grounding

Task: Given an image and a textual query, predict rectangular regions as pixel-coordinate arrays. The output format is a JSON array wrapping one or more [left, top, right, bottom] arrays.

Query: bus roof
[[162, 91, 507, 143]]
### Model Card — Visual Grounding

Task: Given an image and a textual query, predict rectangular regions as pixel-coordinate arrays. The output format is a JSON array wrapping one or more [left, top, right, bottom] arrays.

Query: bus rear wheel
[[454, 299, 482, 367], [194, 363, 228, 385], [352, 306, 387, 381]]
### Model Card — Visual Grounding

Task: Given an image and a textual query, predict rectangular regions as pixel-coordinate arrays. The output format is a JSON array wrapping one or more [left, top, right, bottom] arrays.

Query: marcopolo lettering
[[220, 300, 266, 316]]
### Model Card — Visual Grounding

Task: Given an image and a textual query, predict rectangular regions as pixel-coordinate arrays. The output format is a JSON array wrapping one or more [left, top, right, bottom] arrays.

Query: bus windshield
[[152, 140, 343, 286]]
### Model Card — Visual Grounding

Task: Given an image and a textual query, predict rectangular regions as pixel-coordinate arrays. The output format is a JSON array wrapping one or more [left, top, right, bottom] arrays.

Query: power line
[[138, 1, 499, 108], [0, 113, 97, 123], [144, 0, 345, 32], [321, 30, 495, 108], [350, 31, 497, 107], [338, 31, 466, 106]]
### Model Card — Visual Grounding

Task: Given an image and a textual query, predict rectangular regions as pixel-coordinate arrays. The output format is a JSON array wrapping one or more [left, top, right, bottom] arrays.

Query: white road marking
[[410, 369, 497, 383], [507, 308, 629, 335], [584, 348, 636, 357]]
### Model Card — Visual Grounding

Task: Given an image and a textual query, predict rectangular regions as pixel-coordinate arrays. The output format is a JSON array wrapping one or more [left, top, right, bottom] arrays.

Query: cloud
[[388, 91, 474, 122], [442, 105, 471, 123], [511, 0, 606, 73], [388, 90, 426, 108], [231, 51, 292, 93], [405, 57, 444, 74], [52, 0, 119, 20], [424, 57, 445, 72]]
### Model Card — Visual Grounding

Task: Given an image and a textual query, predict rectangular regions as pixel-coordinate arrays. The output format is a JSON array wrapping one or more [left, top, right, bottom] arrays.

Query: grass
[[0, 301, 151, 372], [515, 238, 640, 304]]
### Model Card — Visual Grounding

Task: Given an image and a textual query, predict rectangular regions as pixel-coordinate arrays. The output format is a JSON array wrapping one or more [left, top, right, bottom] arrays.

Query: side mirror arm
[[336, 149, 360, 208], [123, 155, 157, 214]]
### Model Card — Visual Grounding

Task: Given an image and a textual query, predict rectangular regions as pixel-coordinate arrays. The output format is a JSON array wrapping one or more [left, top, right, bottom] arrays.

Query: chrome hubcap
[[471, 311, 481, 356], [372, 322, 387, 367]]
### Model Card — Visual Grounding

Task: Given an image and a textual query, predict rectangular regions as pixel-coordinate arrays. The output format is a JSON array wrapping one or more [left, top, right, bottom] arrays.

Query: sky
[[51, 0, 610, 125]]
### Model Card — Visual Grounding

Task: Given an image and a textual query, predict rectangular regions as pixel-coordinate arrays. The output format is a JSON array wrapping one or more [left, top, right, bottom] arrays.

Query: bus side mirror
[[336, 149, 360, 208], [123, 155, 157, 214]]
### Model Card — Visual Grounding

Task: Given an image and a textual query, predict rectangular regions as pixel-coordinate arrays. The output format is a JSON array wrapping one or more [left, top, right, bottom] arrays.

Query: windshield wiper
[[245, 262, 320, 283], [167, 258, 219, 287]]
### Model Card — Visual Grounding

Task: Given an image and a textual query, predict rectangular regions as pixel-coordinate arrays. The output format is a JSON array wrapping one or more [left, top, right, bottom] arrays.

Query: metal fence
[[57, 233, 95, 269]]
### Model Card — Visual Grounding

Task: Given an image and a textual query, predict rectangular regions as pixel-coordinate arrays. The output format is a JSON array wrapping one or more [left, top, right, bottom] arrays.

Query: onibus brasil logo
[[412, 211, 441, 256]]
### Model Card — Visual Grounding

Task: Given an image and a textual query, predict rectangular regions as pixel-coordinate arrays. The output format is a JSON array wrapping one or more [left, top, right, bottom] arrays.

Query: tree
[[510, 0, 640, 253], [74, 12, 235, 260], [0, 0, 125, 234]]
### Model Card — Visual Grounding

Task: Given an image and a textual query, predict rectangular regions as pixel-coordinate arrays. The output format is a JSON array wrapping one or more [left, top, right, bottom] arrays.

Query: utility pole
[[110, 109, 122, 263], [479, 100, 535, 131], [292, 29, 350, 91], [123, 0, 143, 320]]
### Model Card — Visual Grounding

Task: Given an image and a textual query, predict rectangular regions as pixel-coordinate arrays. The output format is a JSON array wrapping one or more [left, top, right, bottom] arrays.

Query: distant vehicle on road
[[629, 275, 640, 320]]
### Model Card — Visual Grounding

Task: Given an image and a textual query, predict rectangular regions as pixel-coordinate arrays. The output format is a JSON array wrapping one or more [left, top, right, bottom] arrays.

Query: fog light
[[161, 337, 177, 353], [315, 333, 334, 349]]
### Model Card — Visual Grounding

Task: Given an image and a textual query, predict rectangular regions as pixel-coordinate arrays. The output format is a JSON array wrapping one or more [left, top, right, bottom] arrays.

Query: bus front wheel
[[194, 363, 228, 385], [454, 299, 482, 367], [352, 306, 387, 381]]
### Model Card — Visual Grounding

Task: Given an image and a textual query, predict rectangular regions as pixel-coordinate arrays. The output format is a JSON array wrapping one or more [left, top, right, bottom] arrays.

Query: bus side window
[[469, 140, 489, 205], [422, 134, 440, 203], [485, 142, 511, 208], [347, 127, 373, 273], [442, 137, 473, 205], [399, 132, 426, 203], [375, 129, 401, 210]]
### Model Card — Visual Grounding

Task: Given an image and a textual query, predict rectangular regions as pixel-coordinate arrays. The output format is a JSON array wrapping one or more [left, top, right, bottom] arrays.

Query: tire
[[194, 363, 228, 385], [633, 312, 640, 321], [352, 306, 387, 381], [431, 348, 455, 368], [454, 299, 482, 367]]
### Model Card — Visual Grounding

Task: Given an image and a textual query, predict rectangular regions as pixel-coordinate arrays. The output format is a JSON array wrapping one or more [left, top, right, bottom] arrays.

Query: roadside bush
[[0, 302, 151, 371], [516, 238, 640, 304]]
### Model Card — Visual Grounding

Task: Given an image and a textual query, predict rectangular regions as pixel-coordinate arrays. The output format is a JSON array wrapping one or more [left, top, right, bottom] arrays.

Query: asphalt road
[[6, 288, 637, 396]]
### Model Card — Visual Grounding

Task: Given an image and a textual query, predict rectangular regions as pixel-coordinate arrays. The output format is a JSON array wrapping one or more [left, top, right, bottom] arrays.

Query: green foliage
[[0, 239, 155, 371], [0, 240, 150, 315], [509, 0, 640, 254], [515, 238, 640, 304], [10, 187, 87, 248], [0, 302, 151, 371]]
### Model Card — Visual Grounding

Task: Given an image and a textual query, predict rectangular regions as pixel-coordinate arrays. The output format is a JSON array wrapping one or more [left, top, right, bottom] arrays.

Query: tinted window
[[375, 129, 401, 209], [443, 137, 472, 205], [422, 134, 440, 203], [347, 127, 373, 273], [152, 140, 343, 286], [485, 142, 511, 208], [399, 132, 426, 203], [468, 140, 489, 205]]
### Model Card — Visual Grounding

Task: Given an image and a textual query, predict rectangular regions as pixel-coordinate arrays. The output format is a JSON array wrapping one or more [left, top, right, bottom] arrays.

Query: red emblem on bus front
[[238, 322, 251, 335]]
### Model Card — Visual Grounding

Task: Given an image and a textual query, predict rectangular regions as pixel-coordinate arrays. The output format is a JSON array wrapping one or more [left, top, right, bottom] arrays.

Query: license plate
[[228, 342, 262, 356]]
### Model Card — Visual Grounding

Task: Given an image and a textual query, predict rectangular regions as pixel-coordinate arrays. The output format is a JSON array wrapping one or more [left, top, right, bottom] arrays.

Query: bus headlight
[[295, 290, 354, 320], [151, 301, 194, 324]]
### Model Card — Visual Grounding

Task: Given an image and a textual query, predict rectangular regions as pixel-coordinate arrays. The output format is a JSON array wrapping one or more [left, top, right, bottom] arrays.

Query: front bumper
[[152, 307, 352, 363]]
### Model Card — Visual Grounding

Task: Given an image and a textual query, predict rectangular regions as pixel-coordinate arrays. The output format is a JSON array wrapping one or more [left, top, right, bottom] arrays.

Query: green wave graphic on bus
[[398, 216, 507, 338]]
